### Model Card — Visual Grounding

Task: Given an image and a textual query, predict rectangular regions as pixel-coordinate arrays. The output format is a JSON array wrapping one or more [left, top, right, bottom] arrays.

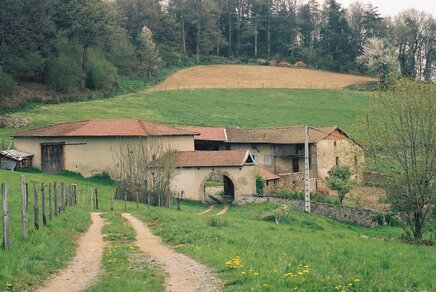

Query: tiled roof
[[175, 150, 253, 167], [14, 120, 198, 137], [256, 166, 280, 181], [181, 127, 226, 141], [188, 125, 345, 144]]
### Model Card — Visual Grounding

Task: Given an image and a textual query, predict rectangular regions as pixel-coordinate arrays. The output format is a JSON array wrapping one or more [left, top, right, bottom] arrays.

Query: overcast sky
[[336, 0, 435, 17]]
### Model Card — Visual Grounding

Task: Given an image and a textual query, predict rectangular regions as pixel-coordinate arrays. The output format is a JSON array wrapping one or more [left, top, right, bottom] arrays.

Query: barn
[[12, 119, 257, 203]]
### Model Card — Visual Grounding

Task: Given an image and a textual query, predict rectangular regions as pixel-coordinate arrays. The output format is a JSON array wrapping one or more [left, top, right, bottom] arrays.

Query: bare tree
[[112, 137, 178, 207], [357, 78, 435, 240]]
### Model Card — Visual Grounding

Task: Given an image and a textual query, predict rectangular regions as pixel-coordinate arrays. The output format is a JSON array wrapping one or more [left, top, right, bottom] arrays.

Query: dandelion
[[348, 283, 353, 287], [263, 284, 269, 288], [226, 256, 243, 269], [285, 272, 294, 278], [303, 269, 310, 274], [241, 272, 246, 275], [254, 272, 260, 276], [354, 278, 360, 283], [335, 286, 342, 290], [297, 272, 303, 276]]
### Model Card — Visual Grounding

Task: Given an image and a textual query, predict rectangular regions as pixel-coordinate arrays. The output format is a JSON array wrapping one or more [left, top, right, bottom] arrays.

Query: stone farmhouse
[[9, 119, 363, 202], [182, 125, 364, 191], [11, 119, 256, 202]]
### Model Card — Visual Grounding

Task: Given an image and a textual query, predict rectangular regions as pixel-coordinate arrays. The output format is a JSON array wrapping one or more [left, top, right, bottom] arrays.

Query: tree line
[[0, 0, 434, 101]]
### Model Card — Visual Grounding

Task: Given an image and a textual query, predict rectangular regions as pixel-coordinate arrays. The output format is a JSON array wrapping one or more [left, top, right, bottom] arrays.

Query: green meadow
[[0, 169, 435, 291], [0, 88, 370, 143]]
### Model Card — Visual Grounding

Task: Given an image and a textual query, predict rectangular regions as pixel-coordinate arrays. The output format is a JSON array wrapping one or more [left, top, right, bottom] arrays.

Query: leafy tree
[[326, 165, 354, 205], [52, 0, 118, 88], [137, 26, 162, 77], [356, 37, 398, 88], [357, 78, 435, 240]]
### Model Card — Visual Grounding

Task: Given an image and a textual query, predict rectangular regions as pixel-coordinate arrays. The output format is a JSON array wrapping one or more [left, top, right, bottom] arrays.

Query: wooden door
[[41, 144, 64, 173]]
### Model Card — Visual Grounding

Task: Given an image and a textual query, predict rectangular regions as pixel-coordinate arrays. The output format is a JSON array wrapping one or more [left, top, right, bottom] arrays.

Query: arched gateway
[[172, 150, 256, 203]]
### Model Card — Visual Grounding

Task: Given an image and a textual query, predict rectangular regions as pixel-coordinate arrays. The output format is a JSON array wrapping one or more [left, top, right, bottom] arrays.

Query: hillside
[[148, 65, 375, 91], [0, 88, 370, 145]]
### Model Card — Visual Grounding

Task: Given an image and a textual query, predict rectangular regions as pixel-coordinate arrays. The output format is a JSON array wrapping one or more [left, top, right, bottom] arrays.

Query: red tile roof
[[256, 166, 280, 181], [181, 127, 226, 141], [14, 120, 198, 137], [186, 125, 346, 144], [175, 150, 253, 167]]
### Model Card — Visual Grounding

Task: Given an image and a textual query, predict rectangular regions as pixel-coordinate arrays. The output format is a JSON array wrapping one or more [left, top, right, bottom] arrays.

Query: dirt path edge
[[122, 213, 222, 292]]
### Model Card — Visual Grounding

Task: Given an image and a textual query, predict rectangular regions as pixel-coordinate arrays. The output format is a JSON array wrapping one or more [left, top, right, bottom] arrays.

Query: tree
[[53, 0, 117, 88], [326, 165, 354, 205], [137, 26, 162, 77], [319, 0, 354, 71], [357, 78, 435, 240], [356, 37, 398, 88], [113, 137, 178, 207]]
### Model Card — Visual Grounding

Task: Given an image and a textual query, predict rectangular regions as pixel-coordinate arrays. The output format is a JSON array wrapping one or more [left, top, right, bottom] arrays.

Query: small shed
[[0, 150, 33, 170]]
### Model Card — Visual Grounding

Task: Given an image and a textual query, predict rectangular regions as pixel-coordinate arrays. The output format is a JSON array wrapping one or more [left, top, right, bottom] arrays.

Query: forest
[[0, 0, 434, 109]]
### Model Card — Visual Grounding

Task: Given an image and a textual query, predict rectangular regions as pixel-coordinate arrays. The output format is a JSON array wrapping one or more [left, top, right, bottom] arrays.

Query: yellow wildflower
[[354, 278, 360, 283], [254, 272, 260, 276], [297, 271, 303, 276]]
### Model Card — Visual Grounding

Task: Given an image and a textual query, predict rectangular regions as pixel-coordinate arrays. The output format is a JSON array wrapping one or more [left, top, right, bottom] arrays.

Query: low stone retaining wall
[[237, 196, 378, 227]]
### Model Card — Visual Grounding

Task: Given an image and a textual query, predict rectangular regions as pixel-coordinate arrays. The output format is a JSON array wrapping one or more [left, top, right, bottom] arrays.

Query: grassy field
[[1, 169, 435, 291], [0, 88, 370, 143], [135, 202, 436, 291]]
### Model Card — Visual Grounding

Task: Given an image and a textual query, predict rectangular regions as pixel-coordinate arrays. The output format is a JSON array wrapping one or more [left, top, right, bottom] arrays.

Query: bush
[[256, 175, 265, 195], [86, 51, 118, 90], [207, 217, 228, 227], [3, 52, 45, 79], [0, 73, 17, 96], [46, 53, 82, 93]]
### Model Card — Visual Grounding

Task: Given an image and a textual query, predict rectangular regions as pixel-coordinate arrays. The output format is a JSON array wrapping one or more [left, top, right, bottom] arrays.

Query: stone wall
[[236, 195, 378, 227]]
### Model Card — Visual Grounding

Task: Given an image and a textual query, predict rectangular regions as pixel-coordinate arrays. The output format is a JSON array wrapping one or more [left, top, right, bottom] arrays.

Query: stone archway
[[200, 170, 236, 204]]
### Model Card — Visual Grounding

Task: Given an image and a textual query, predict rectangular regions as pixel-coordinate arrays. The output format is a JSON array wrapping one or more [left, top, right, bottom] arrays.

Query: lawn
[[134, 201, 436, 292], [0, 88, 370, 143]]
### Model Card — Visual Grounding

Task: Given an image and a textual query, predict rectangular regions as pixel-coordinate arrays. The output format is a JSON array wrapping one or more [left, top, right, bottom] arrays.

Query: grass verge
[[85, 212, 165, 291]]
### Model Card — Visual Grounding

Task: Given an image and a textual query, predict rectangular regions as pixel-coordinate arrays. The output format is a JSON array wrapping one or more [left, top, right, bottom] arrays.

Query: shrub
[[0, 73, 17, 96], [46, 53, 82, 93], [87, 51, 118, 90], [3, 52, 45, 79], [326, 165, 354, 205], [256, 175, 265, 195]]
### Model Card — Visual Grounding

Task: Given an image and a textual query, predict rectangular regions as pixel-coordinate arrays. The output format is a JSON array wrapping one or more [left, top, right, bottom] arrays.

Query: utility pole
[[304, 125, 311, 213]]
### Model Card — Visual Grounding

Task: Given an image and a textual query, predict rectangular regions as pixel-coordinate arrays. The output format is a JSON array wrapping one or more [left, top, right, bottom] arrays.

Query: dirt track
[[39, 212, 106, 292], [147, 65, 374, 92], [122, 213, 222, 292]]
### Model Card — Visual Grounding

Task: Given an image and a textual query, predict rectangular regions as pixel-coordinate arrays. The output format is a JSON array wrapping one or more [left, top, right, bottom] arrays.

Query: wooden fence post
[[41, 183, 47, 226], [21, 176, 28, 240], [73, 184, 76, 206], [54, 181, 58, 216], [94, 188, 98, 210], [49, 182, 52, 221], [2, 182, 10, 249], [60, 182, 64, 212], [33, 181, 39, 230]]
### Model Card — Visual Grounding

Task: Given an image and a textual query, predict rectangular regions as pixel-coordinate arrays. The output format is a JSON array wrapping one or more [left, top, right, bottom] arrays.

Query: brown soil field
[[148, 65, 375, 92]]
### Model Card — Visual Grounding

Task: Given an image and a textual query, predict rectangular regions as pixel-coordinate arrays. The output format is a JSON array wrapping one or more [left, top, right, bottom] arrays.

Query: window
[[334, 141, 337, 147], [297, 144, 304, 154], [264, 154, 272, 166], [292, 158, 299, 172], [335, 156, 339, 166], [252, 154, 258, 165]]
